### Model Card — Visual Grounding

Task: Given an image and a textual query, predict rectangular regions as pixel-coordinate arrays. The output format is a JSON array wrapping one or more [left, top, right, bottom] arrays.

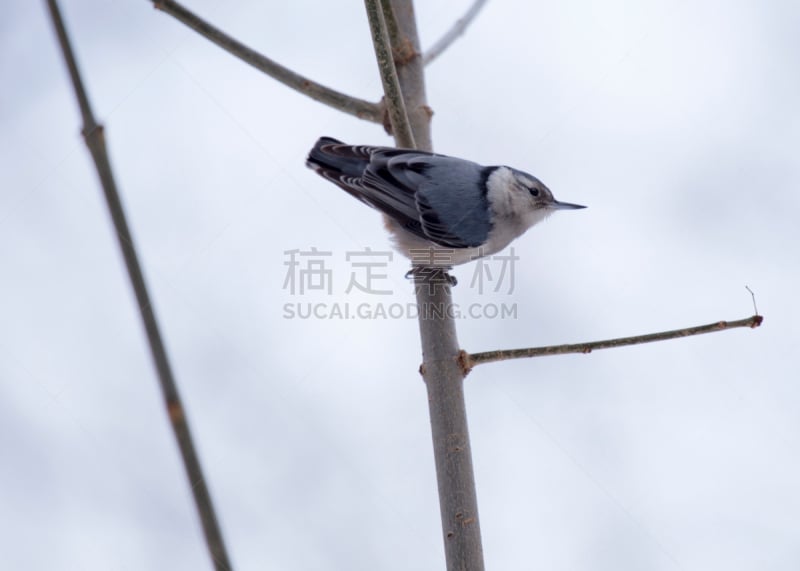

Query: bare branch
[[423, 0, 488, 66], [364, 0, 416, 148], [376, 0, 483, 568], [386, 0, 433, 151], [45, 2, 234, 570], [745, 285, 759, 314], [380, 0, 415, 66], [152, 0, 383, 123], [465, 315, 764, 371]]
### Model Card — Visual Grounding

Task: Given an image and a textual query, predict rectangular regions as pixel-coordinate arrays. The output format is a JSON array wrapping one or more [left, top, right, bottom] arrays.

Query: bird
[[306, 136, 585, 269]]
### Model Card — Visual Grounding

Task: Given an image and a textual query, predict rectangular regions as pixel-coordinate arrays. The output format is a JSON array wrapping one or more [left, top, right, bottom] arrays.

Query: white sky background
[[2, 0, 799, 569]]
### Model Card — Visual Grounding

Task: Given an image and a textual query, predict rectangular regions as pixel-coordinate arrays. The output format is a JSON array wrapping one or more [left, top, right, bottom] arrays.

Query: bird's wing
[[363, 152, 493, 248], [308, 139, 493, 249]]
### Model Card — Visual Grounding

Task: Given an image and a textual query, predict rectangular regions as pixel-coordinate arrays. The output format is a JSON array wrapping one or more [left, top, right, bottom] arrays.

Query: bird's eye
[[528, 187, 540, 197]]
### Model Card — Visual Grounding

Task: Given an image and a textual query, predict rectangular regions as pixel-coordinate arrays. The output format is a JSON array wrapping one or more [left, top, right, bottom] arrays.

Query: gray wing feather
[[363, 153, 492, 248], [307, 138, 493, 248], [410, 157, 492, 248]]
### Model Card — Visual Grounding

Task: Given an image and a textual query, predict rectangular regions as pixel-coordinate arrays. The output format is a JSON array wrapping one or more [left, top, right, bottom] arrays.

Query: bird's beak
[[550, 200, 586, 210]]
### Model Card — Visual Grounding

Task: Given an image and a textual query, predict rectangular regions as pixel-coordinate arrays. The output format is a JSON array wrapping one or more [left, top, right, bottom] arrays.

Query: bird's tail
[[306, 137, 371, 179]]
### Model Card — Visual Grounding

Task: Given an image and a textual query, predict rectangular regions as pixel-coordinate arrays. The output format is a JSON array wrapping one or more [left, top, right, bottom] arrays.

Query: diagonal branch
[[364, 0, 416, 148], [45, 2, 234, 570], [464, 315, 764, 371], [423, 0, 488, 66], [151, 0, 383, 123]]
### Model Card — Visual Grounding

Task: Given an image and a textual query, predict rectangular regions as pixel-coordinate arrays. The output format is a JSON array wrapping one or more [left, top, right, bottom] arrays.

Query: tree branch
[[45, 2, 234, 570], [367, 0, 484, 568], [364, 0, 416, 148], [151, 0, 383, 123], [385, 0, 433, 151], [379, 0, 417, 70], [423, 0, 488, 66], [465, 315, 764, 371]]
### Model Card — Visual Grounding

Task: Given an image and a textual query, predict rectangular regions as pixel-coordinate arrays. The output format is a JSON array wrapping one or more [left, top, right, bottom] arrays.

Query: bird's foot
[[405, 266, 457, 288]]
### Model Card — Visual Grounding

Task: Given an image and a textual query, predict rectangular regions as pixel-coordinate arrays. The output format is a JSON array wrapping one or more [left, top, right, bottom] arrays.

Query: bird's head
[[488, 167, 586, 231]]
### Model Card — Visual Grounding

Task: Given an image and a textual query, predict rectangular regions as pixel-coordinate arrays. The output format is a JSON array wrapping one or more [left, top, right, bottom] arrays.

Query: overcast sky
[[2, 1, 799, 569]]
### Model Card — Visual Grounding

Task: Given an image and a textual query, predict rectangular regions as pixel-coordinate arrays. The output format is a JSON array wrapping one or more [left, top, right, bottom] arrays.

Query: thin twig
[[151, 0, 383, 123], [364, 0, 416, 148], [745, 286, 759, 314], [45, 2, 234, 570], [465, 315, 763, 370], [423, 0, 488, 65]]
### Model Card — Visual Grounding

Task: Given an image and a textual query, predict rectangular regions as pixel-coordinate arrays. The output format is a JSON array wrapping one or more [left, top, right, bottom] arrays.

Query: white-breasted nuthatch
[[307, 137, 585, 267]]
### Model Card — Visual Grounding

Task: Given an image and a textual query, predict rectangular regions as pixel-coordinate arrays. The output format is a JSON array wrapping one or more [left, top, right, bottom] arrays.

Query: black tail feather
[[306, 137, 370, 179]]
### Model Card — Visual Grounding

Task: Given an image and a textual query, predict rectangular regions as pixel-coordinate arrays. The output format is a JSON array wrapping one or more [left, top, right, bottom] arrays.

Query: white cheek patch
[[486, 167, 526, 218]]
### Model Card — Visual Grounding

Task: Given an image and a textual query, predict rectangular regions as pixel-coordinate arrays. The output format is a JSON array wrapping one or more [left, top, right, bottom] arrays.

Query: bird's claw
[[405, 266, 457, 288]]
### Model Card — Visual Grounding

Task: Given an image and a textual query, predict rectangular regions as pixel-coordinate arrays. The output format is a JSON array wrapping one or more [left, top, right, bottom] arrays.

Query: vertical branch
[[415, 284, 485, 571], [44, 2, 233, 570], [366, 1, 485, 569], [385, 0, 433, 152], [364, 0, 416, 148]]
